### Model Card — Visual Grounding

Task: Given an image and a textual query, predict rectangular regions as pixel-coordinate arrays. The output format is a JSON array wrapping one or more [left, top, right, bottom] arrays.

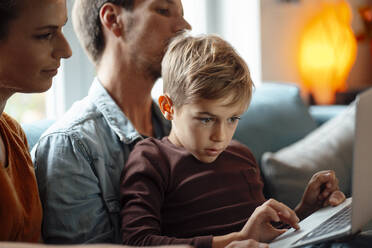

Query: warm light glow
[[298, 0, 357, 104]]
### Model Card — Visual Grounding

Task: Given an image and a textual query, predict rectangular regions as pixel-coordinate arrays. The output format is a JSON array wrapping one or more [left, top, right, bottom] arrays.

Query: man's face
[[123, 0, 191, 80], [168, 96, 248, 163], [0, 0, 72, 94]]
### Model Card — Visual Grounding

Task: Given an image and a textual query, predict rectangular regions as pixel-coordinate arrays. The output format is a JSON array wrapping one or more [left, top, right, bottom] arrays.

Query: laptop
[[270, 88, 372, 248]]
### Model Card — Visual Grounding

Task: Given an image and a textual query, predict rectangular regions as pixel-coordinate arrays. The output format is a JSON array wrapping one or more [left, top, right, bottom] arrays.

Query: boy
[[120, 34, 345, 248]]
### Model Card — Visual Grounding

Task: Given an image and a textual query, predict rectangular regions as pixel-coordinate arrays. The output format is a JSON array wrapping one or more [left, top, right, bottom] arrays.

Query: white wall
[[47, 0, 94, 119]]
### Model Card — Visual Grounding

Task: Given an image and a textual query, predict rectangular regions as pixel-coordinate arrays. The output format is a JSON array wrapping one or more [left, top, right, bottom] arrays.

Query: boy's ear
[[99, 3, 123, 37], [158, 94, 174, 120]]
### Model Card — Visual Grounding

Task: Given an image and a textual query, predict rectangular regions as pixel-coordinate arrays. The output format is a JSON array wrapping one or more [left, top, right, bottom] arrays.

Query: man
[[32, 0, 191, 244]]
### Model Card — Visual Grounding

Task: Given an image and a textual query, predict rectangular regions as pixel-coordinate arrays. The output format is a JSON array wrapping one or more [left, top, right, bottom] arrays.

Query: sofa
[[233, 82, 353, 209], [22, 82, 351, 210]]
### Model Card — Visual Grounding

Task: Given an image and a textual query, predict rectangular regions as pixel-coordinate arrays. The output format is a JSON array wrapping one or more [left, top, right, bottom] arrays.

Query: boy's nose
[[211, 123, 225, 142]]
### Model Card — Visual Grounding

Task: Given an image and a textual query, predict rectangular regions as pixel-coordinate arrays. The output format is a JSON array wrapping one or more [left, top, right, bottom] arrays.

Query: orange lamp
[[298, 0, 357, 104]]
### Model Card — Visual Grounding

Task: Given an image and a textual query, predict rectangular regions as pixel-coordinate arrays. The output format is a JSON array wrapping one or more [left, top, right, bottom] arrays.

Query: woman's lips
[[42, 68, 58, 77]]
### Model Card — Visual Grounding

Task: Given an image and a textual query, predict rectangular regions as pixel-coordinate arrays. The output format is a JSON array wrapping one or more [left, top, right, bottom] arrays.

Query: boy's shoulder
[[130, 137, 175, 158], [225, 139, 257, 165], [134, 137, 169, 149], [227, 139, 253, 152]]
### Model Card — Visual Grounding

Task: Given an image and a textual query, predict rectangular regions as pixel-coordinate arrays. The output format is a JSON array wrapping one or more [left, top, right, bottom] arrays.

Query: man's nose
[[173, 16, 192, 33]]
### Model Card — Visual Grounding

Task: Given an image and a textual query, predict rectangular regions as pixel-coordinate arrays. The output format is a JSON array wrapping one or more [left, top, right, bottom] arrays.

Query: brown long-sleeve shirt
[[0, 113, 42, 242], [120, 137, 266, 248]]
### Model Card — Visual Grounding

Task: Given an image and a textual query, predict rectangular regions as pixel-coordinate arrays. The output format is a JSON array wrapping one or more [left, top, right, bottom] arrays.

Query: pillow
[[234, 82, 318, 163], [261, 103, 355, 208]]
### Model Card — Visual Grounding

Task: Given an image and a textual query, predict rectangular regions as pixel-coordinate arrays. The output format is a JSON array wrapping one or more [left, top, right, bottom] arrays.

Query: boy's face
[[168, 95, 248, 163]]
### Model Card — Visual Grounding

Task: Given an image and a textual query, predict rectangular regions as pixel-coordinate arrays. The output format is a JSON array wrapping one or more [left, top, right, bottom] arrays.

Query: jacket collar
[[88, 77, 169, 144]]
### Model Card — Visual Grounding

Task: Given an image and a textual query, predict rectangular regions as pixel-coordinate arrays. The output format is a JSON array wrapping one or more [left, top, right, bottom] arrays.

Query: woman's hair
[[162, 34, 254, 109], [72, 0, 134, 64], [0, 0, 19, 40]]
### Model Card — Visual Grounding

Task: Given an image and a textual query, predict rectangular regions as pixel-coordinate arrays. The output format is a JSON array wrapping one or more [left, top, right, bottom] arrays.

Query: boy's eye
[[156, 8, 170, 16], [228, 116, 241, 123], [198, 117, 213, 124]]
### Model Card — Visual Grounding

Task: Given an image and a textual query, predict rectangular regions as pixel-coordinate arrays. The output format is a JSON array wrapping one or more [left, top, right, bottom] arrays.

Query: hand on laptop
[[239, 199, 300, 243], [294, 170, 346, 220], [225, 239, 269, 248]]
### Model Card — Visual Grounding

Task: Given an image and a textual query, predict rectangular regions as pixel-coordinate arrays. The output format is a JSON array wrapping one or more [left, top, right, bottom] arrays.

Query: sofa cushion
[[234, 82, 318, 164], [310, 105, 348, 126], [261, 103, 355, 208]]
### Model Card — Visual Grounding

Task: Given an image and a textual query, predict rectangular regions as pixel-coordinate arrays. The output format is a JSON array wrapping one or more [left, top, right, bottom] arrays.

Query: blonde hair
[[161, 34, 254, 108]]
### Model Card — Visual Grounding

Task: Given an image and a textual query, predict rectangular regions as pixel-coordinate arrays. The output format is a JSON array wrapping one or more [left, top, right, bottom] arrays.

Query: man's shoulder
[[33, 97, 111, 156], [42, 98, 102, 137]]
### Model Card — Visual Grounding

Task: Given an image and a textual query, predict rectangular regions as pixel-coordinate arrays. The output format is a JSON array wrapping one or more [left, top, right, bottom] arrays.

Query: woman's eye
[[35, 33, 53, 40], [156, 8, 170, 16]]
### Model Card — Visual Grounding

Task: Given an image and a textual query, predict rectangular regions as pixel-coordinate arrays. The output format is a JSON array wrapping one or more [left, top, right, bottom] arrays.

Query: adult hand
[[295, 170, 346, 220], [239, 199, 300, 242], [226, 239, 269, 248]]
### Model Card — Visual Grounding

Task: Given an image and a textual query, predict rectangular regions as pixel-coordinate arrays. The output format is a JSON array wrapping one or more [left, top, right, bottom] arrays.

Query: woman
[[0, 0, 71, 242]]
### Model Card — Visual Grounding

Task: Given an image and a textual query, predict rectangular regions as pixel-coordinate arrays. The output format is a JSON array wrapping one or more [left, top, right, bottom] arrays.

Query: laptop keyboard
[[294, 205, 352, 244]]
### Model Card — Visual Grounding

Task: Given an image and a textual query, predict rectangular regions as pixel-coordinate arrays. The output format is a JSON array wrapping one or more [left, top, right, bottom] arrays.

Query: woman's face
[[0, 0, 72, 94]]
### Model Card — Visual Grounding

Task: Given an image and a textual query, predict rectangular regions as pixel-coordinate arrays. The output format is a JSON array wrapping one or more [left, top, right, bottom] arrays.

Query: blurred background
[[6, 0, 372, 123]]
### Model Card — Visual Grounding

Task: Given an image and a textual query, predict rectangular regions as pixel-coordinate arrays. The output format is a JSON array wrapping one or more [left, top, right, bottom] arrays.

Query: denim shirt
[[32, 78, 170, 244]]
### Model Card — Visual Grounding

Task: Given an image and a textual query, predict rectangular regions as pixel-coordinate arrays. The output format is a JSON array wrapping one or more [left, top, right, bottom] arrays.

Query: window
[[4, 93, 47, 124]]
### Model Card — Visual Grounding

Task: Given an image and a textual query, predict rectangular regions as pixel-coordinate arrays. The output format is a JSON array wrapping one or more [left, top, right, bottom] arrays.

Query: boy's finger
[[319, 176, 340, 202], [321, 184, 339, 199], [328, 191, 346, 206], [265, 200, 300, 230], [309, 171, 337, 193], [322, 191, 345, 207]]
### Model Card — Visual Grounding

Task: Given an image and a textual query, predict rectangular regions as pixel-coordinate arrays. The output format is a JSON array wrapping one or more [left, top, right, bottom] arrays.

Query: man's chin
[[146, 66, 161, 82]]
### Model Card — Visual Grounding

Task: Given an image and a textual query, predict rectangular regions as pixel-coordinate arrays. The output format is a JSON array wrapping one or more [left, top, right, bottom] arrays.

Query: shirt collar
[[87, 77, 170, 144], [88, 78, 141, 144]]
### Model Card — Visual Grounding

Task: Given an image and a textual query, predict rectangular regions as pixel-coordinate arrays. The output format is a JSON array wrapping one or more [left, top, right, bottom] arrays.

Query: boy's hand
[[295, 170, 346, 219], [239, 199, 300, 242], [226, 239, 269, 248]]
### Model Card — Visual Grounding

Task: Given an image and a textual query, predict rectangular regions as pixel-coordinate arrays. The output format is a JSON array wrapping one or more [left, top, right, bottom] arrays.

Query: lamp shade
[[298, 0, 357, 104]]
